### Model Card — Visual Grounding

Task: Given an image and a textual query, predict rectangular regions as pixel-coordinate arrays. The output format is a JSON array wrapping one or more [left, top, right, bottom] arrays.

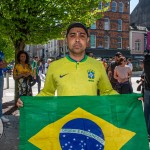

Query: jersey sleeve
[[37, 63, 56, 96], [98, 62, 118, 95]]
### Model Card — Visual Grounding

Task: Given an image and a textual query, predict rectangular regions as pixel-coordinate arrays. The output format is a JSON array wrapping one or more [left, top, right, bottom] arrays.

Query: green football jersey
[[38, 55, 118, 96]]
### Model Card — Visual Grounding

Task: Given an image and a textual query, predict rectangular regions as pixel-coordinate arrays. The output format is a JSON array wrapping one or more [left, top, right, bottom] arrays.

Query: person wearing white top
[[126, 58, 133, 71]]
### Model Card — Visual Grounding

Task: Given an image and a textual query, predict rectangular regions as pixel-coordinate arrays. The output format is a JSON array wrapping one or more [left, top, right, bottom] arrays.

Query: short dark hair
[[66, 22, 89, 37], [17, 51, 29, 64], [115, 52, 122, 57]]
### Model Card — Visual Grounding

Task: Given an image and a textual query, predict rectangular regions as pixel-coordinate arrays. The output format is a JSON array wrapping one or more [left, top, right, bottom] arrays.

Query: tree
[[0, 36, 15, 63], [0, 0, 110, 102], [0, 0, 110, 52]]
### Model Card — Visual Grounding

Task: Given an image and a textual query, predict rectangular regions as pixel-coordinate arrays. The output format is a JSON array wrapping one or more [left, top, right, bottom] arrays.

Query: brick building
[[86, 0, 131, 58]]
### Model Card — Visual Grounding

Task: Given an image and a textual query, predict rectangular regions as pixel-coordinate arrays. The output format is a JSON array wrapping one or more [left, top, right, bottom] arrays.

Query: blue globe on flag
[[59, 118, 105, 150]]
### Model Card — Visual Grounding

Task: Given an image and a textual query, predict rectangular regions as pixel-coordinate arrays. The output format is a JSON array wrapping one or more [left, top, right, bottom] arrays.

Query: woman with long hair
[[114, 56, 132, 94], [13, 51, 33, 96]]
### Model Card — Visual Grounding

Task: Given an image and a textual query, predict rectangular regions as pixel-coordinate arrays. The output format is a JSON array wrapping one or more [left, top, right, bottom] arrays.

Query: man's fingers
[[16, 98, 23, 107], [138, 97, 143, 101]]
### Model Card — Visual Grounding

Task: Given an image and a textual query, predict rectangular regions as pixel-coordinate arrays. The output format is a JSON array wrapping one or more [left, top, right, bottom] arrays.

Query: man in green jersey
[[17, 22, 117, 107]]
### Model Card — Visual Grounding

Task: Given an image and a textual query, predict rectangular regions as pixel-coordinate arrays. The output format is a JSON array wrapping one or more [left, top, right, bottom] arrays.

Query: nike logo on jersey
[[60, 73, 69, 78]]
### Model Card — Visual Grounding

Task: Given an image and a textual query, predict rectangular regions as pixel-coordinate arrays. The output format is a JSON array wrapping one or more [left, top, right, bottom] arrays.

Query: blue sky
[[130, 0, 139, 13]]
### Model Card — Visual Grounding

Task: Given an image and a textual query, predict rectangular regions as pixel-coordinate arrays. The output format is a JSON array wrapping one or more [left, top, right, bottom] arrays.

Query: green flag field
[[19, 94, 149, 150]]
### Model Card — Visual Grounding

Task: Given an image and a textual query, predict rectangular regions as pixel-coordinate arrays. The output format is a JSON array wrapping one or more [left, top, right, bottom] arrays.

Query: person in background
[[0, 51, 9, 122], [17, 22, 118, 107], [45, 58, 52, 75], [38, 59, 45, 81], [143, 54, 150, 141], [31, 56, 41, 93], [107, 52, 122, 91], [13, 51, 33, 97], [127, 58, 133, 71], [114, 56, 132, 94], [102, 58, 107, 70], [136, 60, 144, 95], [87, 51, 94, 58], [126, 58, 133, 93]]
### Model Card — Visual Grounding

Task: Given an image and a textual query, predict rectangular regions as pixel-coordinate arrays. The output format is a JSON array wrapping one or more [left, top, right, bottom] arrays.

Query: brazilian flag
[[19, 94, 149, 150]]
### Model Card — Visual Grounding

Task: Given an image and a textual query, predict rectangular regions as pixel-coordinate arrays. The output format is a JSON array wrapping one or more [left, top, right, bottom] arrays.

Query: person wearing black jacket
[[107, 52, 122, 91], [143, 54, 150, 140]]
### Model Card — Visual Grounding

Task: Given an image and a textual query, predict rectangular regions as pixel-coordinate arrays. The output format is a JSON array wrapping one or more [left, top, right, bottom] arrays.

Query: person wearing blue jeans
[[0, 52, 9, 123]]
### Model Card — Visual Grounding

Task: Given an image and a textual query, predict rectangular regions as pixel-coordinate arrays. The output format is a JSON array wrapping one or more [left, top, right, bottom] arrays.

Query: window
[[118, 19, 122, 31], [135, 39, 141, 51], [91, 23, 96, 29], [104, 18, 110, 30], [112, 1, 117, 12], [104, 2, 110, 11], [90, 35, 96, 48], [119, 2, 124, 12], [117, 36, 122, 49], [104, 36, 110, 49], [98, 2, 102, 10]]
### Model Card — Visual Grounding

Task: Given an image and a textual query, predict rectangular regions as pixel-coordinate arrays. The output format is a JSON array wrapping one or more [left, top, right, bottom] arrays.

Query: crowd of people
[[12, 49, 135, 99], [88, 51, 134, 94], [12, 50, 135, 99]]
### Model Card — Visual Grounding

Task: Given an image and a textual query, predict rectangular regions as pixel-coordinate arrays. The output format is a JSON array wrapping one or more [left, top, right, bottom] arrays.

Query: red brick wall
[[88, 0, 129, 50]]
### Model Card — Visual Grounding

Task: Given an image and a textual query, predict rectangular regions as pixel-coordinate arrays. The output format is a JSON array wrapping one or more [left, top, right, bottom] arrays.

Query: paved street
[[0, 72, 146, 150], [0, 76, 44, 150]]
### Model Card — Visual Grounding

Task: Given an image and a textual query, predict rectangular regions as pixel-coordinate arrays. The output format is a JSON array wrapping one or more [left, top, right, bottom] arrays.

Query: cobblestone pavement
[[0, 115, 19, 150]]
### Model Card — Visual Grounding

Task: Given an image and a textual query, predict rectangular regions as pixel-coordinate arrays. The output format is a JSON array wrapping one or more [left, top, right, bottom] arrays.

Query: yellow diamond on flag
[[29, 107, 135, 150]]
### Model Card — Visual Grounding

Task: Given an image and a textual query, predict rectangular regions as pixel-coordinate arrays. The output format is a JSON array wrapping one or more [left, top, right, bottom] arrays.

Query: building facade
[[129, 25, 148, 60], [86, 0, 130, 58], [25, 40, 61, 63]]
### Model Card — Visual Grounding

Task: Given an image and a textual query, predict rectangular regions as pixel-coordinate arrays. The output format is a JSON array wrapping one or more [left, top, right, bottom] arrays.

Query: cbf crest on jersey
[[87, 70, 95, 82]]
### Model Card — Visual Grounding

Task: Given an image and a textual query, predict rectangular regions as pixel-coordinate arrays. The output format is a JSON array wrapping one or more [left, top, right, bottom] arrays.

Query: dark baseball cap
[[66, 22, 89, 37]]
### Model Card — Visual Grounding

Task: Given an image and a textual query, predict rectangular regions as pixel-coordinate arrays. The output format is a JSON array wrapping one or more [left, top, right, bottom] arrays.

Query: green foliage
[[0, 36, 15, 63], [0, 0, 110, 47]]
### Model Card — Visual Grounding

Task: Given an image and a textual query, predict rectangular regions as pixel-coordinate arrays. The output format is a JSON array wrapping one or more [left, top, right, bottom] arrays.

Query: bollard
[[6, 72, 9, 89]]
